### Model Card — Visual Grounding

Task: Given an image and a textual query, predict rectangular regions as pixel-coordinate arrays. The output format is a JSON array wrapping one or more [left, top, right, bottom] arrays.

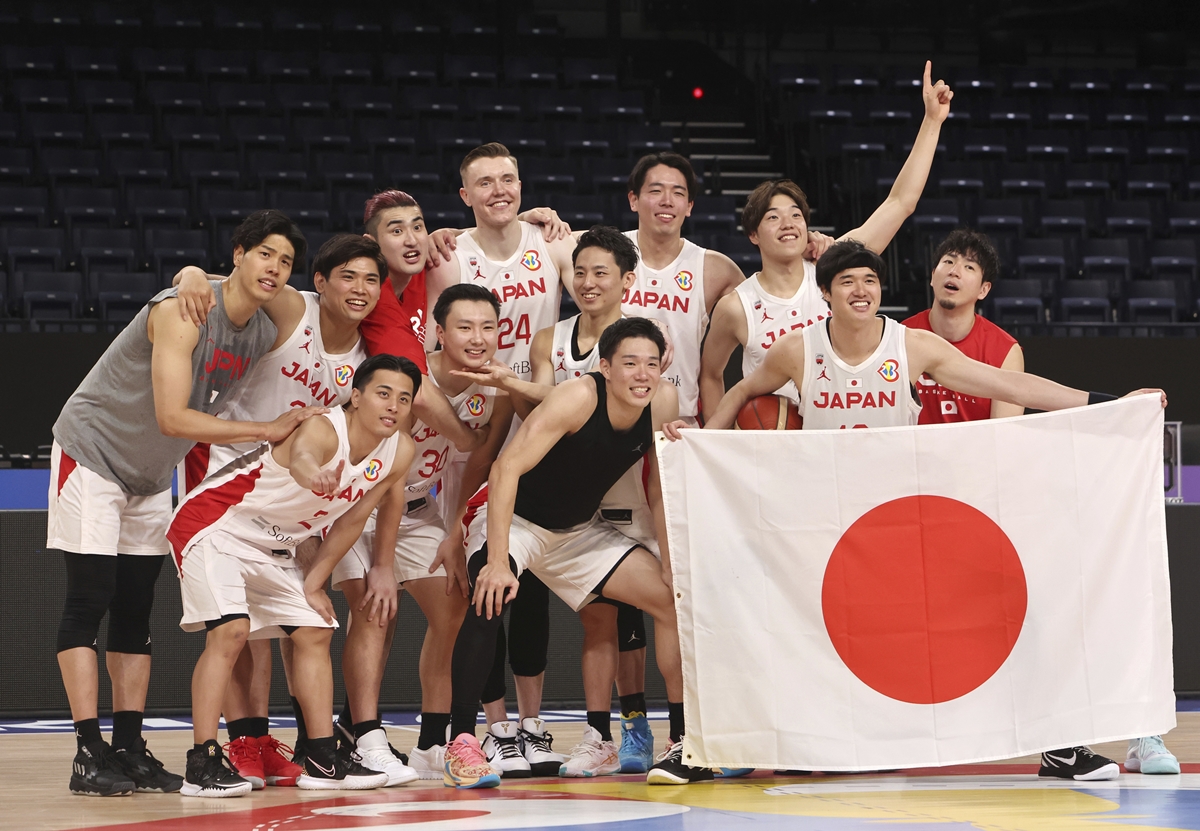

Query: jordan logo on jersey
[[465, 393, 486, 417], [521, 250, 542, 271], [299, 340, 311, 353], [877, 359, 900, 382], [334, 365, 354, 387], [363, 459, 383, 481], [674, 270, 693, 291]]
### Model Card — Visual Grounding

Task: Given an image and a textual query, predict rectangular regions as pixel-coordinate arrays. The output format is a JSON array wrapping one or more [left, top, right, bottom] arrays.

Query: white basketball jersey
[[193, 292, 368, 482], [456, 221, 561, 382], [799, 317, 920, 430], [621, 230, 707, 419], [551, 314, 620, 383], [168, 407, 399, 568], [736, 265, 827, 405]]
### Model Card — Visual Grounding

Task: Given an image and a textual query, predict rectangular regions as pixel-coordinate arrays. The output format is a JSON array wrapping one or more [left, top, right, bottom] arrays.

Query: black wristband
[[1087, 391, 1118, 405]]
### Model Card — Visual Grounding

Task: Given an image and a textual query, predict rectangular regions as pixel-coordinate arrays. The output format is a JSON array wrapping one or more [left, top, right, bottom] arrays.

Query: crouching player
[[167, 355, 420, 796]]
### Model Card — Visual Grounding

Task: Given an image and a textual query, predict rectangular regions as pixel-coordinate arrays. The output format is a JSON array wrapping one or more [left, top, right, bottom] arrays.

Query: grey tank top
[[53, 281, 277, 495]]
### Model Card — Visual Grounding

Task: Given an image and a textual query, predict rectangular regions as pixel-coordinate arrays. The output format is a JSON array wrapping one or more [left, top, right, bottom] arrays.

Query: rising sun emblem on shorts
[[465, 393, 486, 417], [334, 365, 354, 386], [363, 459, 383, 481], [877, 359, 900, 382], [521, 250, 542, 270]]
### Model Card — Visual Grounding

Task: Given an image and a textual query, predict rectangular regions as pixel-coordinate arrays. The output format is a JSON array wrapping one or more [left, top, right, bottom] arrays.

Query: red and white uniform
[[184, 292, 368, 492], [734, 265, 827, 405], [334, 375, 501, 586], [455, 222, 560, 382], [902, 309, 1018, 424], [360, 273, 429, 371], [169, 407, 400, 636], [621, 230, 707, 424], [799, 318, 920, 430]]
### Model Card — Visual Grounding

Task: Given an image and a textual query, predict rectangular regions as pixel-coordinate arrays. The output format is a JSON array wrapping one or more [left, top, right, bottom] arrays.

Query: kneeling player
[[168, 356, 419, 796]]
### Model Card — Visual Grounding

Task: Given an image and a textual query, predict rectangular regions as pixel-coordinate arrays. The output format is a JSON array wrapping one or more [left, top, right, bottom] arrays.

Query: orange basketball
[[735, 394, 803, 430]]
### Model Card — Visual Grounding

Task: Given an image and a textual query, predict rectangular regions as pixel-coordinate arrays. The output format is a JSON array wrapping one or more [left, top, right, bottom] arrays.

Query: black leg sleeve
[[450, 546, 517, 738]]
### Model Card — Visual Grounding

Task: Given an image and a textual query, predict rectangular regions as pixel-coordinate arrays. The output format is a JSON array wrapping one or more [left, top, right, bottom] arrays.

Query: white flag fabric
[[657, 395, 1174, 771]]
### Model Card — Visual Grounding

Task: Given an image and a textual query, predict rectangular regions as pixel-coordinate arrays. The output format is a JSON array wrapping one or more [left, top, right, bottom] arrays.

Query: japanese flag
[[656, 395, 1173, 770]]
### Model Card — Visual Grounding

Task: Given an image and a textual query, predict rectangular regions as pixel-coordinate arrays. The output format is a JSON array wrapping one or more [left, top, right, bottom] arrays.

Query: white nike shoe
[[518, 717, 566, 776], [559, 726, 621, 777], [481, 721, 531, 778], [407, 744, 446, 780], [353, 729, 418, 786]]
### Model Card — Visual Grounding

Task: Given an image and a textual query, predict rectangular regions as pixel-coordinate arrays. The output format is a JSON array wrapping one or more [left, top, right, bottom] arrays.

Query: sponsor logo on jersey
[[363, 459, 382, 481], [334, 365, 354, 386], [304, 326, 313, 336], [468, 257, 478, 268], [878, 359, 900, 382], [465, 393, 486, 417], [521, 250, 542, 271], [674, 270, 693, 291]]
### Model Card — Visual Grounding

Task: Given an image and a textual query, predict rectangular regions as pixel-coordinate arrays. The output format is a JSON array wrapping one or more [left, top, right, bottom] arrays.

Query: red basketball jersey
[[359, 273, 429, 373]]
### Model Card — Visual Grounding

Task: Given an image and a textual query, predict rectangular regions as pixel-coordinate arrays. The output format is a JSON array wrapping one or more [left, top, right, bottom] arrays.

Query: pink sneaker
[[443, 734, 501, 789]]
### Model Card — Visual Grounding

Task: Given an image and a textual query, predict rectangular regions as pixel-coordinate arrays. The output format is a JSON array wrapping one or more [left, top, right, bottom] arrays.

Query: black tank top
[[513, 372, 653, 530]]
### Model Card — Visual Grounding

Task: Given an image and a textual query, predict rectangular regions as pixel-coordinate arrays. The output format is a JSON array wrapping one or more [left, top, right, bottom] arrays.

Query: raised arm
[[840, 61, 953, 253], [699, 292, 747, 421], [172, 267, 305, 333]]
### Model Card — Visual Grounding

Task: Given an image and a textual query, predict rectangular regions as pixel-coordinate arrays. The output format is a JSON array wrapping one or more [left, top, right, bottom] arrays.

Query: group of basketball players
[[47, 59, 1177, 801]]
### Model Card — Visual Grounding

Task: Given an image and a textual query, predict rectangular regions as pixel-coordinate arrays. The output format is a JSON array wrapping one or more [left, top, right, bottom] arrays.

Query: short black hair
[[933, 228, 1002, 284], [352, 354, 422, 399], [432, 283, 501, 327], [598, 317, 666, 363], [572, 225, 639, 275], [627, 152, 697, 202], [815, 239, 887, 294], [312, 234, 387, 284], [231, 209, 307, 266]]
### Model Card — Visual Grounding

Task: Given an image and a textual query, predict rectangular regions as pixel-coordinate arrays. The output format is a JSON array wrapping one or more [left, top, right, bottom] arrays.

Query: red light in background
[[692, 86, 704, 99]]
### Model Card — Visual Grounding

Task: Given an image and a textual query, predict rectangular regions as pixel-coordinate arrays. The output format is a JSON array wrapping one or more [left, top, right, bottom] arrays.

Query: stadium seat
[[211, 82, 271, 115], [228, 116, 289, 153], [57, 186, 120, 230], [318, 53, 374, 83], [338, 85, 396, 117], [178, 150, 241, 189], [0, 186, 50, 226], [13, 270, 83, 319], [293, 117, 353, 154], [76, 80, 136, 113], [145, 229, 209, 276], [6, 228, 66, 272], [26, 113, 86, 146], [1038, 199, 1090, 238], [444, 55, 497, 86], [564, 58, 617, 87], [1016, 238, 1068, 292], [1167, 203, 1200, 238], [381, 54, 438, 85], [975, 198, 1026, 237], [1105, 200, 1155, 239], [1123, 279, 1177, 323], [75, 228, 139, 277], [127, 187, 191, 231], [1080, 238, 1131, 284], [93, 113, 154, 149], [1063, 163, 1112, 197], [1058, 279, 1112, 322], [531, 89, 584, 120], [464, 88, 524, 120], [194, 49, 252, 80], [130, 47, 187, 80], [12, 79, 72, 111], [92, 272, 158, 322], [257, 51, 312, 81], [247, 151, 308, 188], [358, 120, 419, 156], [988, 278, 1044, 325], [0, 148, 33, 182], [269, 191, 331, 231], [275, 84, 333, 116], [109, 149, 171, 187], [1124, 164, 1174, 199], [145, 80, 206, 114], [505, 55, 559, 86]]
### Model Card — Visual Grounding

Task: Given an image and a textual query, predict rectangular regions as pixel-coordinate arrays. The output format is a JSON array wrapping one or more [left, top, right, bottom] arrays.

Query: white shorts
[[598, 460, 659, 555], [180, 533, 337, 639], [47, 441, 171, 556], [467, 506, 645, 612], [332, 497, 448, 588]]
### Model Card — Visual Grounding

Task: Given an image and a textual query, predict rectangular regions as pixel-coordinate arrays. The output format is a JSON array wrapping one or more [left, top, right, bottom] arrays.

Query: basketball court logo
[[334, 365, 354, 386], [877, 359, 899, 382], [675, 270, 693, 290], [363, 459, 383, 481], [465, 393, 486, 417], [522, 250, 542, 270]]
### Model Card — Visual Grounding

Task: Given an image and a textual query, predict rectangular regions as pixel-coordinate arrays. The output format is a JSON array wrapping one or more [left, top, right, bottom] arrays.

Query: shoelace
[[493, 734, 525, 761], [654, 741, 682, 764], [258, 736, 296, 759], [452, 739, 491, 769], [222, 739, 259, 768], [569, 735, 608, 759], [1140, 736, 1168, 754], [523, 729, 555, 754]]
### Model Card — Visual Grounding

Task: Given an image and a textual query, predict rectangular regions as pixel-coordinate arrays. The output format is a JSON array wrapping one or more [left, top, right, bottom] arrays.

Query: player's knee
[[56, 552, 118, 654], [205, 614, 251, 652], [106, 554, 164, 653]]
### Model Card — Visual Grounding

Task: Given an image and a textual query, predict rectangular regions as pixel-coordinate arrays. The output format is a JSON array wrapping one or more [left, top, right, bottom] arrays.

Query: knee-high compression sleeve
[[56, 551, 119, 653], [507, 571, 550, 676], [481, 616, 508, 705], [451, 546, 517, 737], [106, 554, 165, 655], [616, 601, 647, 653]]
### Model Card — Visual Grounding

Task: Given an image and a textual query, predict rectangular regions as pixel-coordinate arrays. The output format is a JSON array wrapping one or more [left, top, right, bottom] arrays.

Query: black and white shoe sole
[[180, 781, 253, 798]]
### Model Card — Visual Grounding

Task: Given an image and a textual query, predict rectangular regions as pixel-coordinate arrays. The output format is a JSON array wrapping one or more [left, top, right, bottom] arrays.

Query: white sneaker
[[481, 721, 531, 778], [518, 717, 566, 776], [1126, 735, 1180, 774], [559, 726, 620, 777], [353, 729, 419, 786], [407, 744, 446, 781]]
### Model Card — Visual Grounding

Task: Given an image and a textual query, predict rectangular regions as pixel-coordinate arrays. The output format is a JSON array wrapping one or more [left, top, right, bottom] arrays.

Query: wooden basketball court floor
[[10, 710, 1200, 831]]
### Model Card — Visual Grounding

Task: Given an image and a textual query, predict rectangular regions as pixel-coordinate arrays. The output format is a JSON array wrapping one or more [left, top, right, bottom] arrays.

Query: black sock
[[306, 736, 336, 766], [668, 701, 685, 744], [290, 696, 307, 742], [247, 716, 270, 739], [353, 718, 381, 740], [111, 710, 142, 751], [74, 718, 102, 750], [450, 703, 479, 741], [226, 717, 254, 742], [418, 713, 451, 750], [587, 710, 612, 742], [194, 743, 207, 753], [619, 693, 647, 719]]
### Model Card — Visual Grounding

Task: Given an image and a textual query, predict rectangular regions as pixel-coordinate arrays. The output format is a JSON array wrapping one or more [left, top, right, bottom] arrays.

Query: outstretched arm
[[699, 334, 804, 432], [990, 344, 1026, 419]]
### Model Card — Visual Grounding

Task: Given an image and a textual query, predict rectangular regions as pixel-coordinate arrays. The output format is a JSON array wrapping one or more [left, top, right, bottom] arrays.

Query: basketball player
[[330, 284, 514, 782], [49, 210, 314, 796], [169, 354, 419, 796], [903, 229, 1179, 780], [700, 61, 954, 418], [443, 317, 713, 788], [690, 240, 1166, 435]]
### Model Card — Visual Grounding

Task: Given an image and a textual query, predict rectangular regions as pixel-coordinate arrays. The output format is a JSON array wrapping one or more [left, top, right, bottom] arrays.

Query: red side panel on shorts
[[184, 443, 210, 495], [57, 451, 77, 497], [461, 484, 488, 535], [166, 467, 261, 569]]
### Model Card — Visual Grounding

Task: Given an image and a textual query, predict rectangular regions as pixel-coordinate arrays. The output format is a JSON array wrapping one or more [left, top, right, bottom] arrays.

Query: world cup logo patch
[[363, 459, 382, 481], [334, 365, 354, 387], [521, 250, 541, 270], [674, 270, 693, 291], [465, 393, 486, 417], [877, 359, 900, 382]]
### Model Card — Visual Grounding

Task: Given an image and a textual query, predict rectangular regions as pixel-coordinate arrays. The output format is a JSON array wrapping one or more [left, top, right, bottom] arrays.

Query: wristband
[[1087, 391, 1118, 405]]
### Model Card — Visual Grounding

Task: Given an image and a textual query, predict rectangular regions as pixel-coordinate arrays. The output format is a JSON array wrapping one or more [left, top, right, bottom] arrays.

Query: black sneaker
[[111, 737, 183, 793], [296, 743, 390, 791], [389, 742, 410, 765], [334, 719, 356, 748], [291, 738, 307, 770], [647, 738, 715, 785], [181, 740, 253, 797], [1038, 746, 1120, 781], [69, 741, 136, 796]]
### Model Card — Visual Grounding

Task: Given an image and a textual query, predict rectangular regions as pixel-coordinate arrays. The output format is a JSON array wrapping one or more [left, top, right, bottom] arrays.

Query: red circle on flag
[[821, 495, 1027, 704]]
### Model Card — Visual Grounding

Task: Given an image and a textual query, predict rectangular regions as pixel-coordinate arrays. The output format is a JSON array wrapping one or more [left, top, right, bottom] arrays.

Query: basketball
[[735, 395, 803, 430]]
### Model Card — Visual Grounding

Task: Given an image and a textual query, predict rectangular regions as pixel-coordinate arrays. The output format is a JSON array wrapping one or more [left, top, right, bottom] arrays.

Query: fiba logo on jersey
[[521, 250, 542, 270], [363, 459, 383, 481], [465, 393, 486, 417], [334, 365, 354, 386], [877, 359, 900, 382], [674, 270, 693, 291]]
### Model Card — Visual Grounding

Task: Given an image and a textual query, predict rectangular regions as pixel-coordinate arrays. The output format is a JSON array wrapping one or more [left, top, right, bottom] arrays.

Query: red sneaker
[[223, 737, 264, 790], [258, 735, 303, 787]]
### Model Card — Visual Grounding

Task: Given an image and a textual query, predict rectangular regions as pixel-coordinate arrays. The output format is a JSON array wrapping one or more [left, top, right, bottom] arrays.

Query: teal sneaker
[[1126, 735, 1180, 774], [618, 714, 654, 773], [715, 767, 754, 778]]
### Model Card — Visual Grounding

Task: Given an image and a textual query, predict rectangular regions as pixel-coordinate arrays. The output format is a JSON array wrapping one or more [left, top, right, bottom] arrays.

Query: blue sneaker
[[716, 767, 754, 778], [618, 714, 654, 773], [1126, 736, 1180, 775]]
